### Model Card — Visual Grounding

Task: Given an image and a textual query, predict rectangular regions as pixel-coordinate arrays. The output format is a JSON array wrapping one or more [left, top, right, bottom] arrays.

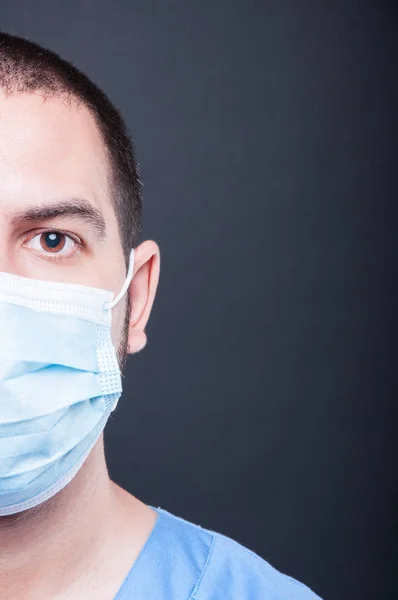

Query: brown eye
[[26, 230, 78, 257], [40, 232, 66, 253]]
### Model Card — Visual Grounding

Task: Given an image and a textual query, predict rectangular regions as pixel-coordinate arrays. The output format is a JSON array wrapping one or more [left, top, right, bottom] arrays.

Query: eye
[[26, 231, 78, 256]]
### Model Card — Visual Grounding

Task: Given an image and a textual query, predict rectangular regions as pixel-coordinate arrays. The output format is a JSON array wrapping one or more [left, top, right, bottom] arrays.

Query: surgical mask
[[0, 250, 135, 516]]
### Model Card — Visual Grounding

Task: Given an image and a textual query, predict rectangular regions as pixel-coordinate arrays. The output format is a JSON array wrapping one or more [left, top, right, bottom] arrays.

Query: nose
[[0, 213, 15, 275], [0, 255, 21, 276], [0, 238, 17, 276], [0, 232, 27, 278]]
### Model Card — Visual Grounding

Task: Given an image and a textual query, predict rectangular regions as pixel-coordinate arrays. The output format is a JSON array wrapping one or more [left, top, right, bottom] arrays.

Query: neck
[[0, 437, 158, 599], [0, 437, 114, 593]]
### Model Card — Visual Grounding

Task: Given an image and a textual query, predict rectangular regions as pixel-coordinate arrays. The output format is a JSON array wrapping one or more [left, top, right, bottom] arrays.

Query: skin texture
[[0, 91, 161, 599]]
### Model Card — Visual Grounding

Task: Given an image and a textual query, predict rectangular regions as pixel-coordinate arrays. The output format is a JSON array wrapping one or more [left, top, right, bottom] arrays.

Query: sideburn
[[116, 293, 131, 374]]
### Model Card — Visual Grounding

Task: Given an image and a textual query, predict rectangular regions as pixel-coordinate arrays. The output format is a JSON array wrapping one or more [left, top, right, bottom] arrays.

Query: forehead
[[0, 91, 111, 216]]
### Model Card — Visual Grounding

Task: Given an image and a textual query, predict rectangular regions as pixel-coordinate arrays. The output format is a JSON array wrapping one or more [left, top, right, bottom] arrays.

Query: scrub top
[[114, 507, 322, 599]]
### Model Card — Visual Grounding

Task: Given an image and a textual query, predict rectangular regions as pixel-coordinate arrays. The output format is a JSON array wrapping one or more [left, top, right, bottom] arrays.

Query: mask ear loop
[[103, 249, 135, 311]]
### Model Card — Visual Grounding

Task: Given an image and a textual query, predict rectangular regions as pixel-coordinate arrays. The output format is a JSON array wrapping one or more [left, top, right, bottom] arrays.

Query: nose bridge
[[0, 213, 11, 273], [0, 255, 17, 277], [0, 211, 21, 275]]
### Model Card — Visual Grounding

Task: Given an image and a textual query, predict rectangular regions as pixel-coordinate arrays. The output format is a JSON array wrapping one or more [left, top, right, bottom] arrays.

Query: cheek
[[110, 304, 126, 349]]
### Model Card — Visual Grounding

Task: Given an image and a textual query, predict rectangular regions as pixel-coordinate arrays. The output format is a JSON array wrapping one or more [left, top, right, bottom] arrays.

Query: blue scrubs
[[114, 507, 322, 599]]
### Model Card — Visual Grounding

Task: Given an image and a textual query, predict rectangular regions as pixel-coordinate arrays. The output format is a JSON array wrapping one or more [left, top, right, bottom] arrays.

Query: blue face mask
[[0, 250, 135, 516]]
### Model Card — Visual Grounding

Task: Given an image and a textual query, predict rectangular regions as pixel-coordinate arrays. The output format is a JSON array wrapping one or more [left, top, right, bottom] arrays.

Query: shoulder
[[155, 508, 322, 600], [191, 529, 322, 600]]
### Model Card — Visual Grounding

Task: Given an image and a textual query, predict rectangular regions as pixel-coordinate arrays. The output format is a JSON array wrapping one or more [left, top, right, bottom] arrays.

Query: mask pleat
[[0, 303, 99, 372], [0, 365, 114, 423]]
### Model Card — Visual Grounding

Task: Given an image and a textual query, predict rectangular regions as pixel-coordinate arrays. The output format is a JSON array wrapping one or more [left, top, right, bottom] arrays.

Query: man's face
[[0, 91, 129, 360]]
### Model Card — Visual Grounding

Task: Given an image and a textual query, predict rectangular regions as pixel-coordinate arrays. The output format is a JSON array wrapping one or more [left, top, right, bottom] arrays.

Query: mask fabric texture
[[0, 250, 134, 516]]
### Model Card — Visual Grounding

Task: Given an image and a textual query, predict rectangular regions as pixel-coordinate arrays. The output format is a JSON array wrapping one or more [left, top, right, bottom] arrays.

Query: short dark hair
[[0, 32, 142, 266]]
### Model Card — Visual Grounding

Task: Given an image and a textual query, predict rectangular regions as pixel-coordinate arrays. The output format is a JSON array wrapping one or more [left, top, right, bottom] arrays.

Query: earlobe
[[127, 330, 147, 354]]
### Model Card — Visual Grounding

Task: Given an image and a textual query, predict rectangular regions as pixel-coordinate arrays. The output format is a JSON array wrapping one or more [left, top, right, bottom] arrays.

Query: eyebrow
[[10, 197, 107, 240]]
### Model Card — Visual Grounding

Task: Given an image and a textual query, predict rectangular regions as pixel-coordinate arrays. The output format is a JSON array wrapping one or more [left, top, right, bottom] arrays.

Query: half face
[[0, 90, 129, 352]]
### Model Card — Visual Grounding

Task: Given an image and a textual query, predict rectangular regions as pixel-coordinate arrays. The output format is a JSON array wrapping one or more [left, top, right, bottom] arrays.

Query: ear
[[127, 240, 160, 354]]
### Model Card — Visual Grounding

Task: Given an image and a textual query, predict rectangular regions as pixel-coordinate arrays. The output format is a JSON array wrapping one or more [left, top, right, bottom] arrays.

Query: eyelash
[[23, 229, 83, 261]]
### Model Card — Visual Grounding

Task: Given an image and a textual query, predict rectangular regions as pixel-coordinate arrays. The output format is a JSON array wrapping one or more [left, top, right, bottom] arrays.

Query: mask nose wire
[[103, 248, 135, 311]]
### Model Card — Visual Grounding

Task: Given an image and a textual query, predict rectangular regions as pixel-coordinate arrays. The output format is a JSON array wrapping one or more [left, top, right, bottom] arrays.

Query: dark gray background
[[1, 2, 397, 599]]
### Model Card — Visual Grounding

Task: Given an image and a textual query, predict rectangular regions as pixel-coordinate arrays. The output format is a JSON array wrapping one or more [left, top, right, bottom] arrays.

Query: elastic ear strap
[[107, 249, 135, 309]]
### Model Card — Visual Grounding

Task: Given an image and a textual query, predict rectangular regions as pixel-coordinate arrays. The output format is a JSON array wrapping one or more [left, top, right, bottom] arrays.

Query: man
[[0, 32, 321, 599]]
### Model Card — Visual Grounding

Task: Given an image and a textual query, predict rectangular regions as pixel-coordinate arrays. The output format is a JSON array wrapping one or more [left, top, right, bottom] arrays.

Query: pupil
[[45, 232, 61, 248]]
